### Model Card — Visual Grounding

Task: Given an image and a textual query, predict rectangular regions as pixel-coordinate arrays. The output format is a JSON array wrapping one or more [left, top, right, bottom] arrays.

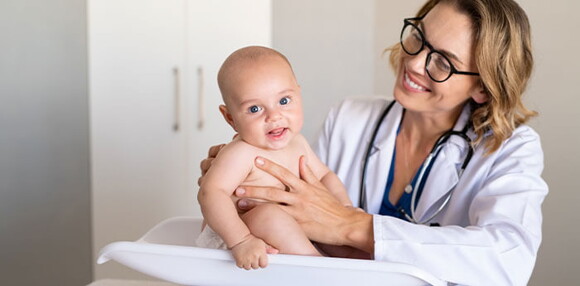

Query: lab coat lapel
[[414, 105, 472, 221], [365, 102, 404, 214], [413, 149, 459, 221]]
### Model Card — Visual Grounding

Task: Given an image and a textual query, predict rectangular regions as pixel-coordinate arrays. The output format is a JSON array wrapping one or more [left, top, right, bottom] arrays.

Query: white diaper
[[195, 226, 227, 250]]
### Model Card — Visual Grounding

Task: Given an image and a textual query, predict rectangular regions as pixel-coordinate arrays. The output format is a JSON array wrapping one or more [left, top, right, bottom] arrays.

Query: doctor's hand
[[235, 156, 374, 253]]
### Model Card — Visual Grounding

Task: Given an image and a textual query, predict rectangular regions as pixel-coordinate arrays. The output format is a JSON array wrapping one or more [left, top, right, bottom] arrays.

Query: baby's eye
[[248, 105, 262, 113], [279, 97, 291, 105]]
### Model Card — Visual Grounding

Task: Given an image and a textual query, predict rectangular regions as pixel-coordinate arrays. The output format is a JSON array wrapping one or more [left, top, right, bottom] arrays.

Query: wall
[[273, 0, 375, 143], [0, 0, 92, 285], [373, 1, 423, 95], [521, 0, 580, 284]]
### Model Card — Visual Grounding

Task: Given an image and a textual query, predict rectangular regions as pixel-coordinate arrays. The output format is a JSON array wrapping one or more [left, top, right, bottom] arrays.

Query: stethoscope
[[359, 101, 474, 225]]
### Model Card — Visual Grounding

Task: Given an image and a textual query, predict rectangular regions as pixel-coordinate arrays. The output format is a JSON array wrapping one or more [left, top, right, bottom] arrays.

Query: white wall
[[519, 0, 580, 284], [275, 0, 580, 285], [273, 0, 375, 143]]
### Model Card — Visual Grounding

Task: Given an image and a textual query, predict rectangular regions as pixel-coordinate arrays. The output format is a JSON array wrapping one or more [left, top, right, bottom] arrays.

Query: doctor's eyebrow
[[419, 22, 465, 66]]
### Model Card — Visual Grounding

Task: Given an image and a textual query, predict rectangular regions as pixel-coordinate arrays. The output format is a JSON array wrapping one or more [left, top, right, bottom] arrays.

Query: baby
[[196, 46, 351, 270]]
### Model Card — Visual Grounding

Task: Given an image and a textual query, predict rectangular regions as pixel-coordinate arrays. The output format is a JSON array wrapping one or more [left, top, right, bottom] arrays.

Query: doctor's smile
[[403, 71, 430, 92]]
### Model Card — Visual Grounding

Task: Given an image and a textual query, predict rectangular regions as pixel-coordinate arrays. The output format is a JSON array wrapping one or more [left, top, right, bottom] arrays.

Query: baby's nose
[[265, 110, 282, 122]]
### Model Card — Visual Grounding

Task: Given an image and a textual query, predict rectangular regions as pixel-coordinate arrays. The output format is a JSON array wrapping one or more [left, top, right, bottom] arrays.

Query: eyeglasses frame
[[401, 16, 480, 83]]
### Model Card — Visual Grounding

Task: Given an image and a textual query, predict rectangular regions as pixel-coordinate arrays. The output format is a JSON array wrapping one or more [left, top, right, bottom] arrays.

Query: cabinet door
[[89, 0, 190, 280], [186, 0, 272, 198], [89, 0, 272, 280]]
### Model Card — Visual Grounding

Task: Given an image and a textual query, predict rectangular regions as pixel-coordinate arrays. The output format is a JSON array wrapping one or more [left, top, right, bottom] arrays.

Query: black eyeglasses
[[400, 16, 480, 83]]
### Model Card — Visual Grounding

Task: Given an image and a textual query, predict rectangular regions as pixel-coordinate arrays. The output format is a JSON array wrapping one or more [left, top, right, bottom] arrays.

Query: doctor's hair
[[388, 0, 537, 154], [217, 45, 296, 105]]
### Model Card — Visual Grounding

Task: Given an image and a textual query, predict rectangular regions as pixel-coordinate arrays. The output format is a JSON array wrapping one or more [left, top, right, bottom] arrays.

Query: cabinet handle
[[173, 67, 180, 132], [197, 66, 205, 130]]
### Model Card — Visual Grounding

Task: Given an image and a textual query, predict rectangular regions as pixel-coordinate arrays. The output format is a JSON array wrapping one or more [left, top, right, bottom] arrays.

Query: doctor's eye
[[248, 105, 262, 113], [279, 97, 291, 105]]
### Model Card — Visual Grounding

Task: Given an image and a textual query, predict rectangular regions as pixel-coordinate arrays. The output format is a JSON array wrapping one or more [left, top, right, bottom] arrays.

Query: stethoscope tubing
[[359, 101, 395, 212], [359, 101, 474, 225]]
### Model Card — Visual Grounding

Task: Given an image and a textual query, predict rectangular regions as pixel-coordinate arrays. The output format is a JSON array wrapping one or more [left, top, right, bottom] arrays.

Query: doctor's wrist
[[341, 210, 374, 254]]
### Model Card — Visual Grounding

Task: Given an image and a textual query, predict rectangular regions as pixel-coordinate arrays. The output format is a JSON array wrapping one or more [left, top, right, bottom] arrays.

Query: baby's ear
[[219, 105, 237, 131]]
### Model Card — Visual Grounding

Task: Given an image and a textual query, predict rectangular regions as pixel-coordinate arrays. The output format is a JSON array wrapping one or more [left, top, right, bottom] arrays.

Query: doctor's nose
[[407, 49, 429, 76]]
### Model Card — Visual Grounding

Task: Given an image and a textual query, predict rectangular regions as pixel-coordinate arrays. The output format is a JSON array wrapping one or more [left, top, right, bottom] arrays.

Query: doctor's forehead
[[420, 4, 476, 67]]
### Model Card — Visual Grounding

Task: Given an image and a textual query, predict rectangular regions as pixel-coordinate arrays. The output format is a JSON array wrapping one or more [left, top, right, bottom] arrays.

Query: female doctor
[[201, 0, 548, 285]]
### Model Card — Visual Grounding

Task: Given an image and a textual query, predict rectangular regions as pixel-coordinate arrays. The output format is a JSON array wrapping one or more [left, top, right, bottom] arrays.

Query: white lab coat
[[315, 97, 548, 286]]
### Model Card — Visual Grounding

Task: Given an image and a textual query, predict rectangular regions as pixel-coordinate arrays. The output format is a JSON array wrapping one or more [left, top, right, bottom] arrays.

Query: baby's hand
[[230, 235, 268, 270]]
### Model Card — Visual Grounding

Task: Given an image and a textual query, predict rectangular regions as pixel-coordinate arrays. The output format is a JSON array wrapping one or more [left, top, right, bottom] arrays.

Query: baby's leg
[[241, 204, 320, 256]]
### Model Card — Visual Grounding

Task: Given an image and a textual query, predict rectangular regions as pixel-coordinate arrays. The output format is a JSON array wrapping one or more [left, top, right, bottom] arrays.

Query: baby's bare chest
[[242, 147, 304, 189]]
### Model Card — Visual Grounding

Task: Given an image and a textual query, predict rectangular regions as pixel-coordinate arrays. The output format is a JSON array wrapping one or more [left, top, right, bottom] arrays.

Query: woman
[[201, 0, 548, 284]]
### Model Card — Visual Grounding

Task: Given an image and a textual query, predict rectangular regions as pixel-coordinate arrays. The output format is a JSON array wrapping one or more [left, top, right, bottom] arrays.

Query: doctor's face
[[220, 56, 303, 150], [393, 3, 486, 117]]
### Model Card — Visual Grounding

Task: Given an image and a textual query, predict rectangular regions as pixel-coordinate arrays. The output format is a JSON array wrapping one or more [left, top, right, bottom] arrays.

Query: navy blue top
[[378, 127, 436, 221], [378, 145, 419, 220]]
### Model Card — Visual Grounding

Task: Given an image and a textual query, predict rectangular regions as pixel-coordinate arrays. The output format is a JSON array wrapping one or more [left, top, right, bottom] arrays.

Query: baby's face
[[224, 57, 303, 150]]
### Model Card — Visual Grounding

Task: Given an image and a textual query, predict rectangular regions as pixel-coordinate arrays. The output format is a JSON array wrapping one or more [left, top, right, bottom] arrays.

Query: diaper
[[195, 226, 227, 250]]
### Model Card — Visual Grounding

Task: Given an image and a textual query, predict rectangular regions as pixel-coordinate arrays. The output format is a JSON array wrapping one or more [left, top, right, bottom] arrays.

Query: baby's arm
[[197, 141, 268, 269], [297, 135, 352, 206], [320, 172, 352, 206]]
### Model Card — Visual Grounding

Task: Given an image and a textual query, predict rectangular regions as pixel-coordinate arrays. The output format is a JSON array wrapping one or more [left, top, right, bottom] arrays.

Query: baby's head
[[218, 46, 303, 150]]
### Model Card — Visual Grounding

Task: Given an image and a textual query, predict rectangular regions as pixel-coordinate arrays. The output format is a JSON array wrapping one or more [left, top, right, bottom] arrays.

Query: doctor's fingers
[[199, 144, 225, 181], [208, 143, 226, 158], [236, 186, 298, 206], [254, 156, 307, 193], [199, 157, 214, 177], [197, 158, 214, 186], [199, 144, 226, 172]]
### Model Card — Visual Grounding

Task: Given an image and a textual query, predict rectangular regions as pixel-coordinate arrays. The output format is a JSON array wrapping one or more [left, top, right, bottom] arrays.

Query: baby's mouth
[[267, 127, 288, 139]]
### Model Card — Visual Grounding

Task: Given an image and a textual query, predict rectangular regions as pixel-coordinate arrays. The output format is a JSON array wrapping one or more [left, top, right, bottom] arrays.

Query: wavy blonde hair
[[388, 0, 537, 154]]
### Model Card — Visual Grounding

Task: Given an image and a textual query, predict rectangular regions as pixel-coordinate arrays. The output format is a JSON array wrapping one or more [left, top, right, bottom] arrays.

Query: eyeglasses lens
[[426, 53, 452, 82], [401, 24, 423, 55], [401, 23, 453, 82]]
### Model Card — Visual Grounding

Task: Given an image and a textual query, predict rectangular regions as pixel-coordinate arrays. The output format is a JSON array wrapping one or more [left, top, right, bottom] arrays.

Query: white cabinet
[[88, 0, 271, 279], [185, 1, 272, 200]]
